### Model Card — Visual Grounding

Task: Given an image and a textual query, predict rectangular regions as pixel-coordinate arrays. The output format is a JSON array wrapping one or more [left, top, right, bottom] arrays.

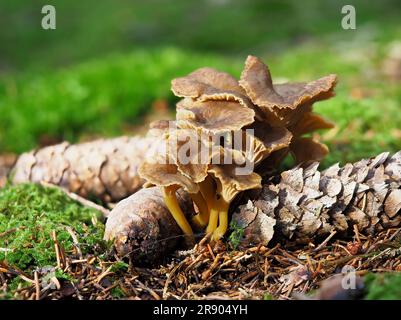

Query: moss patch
[[0, 183, 106, 271], [228, 219, 245, 250], [364, 273, 401, 300]]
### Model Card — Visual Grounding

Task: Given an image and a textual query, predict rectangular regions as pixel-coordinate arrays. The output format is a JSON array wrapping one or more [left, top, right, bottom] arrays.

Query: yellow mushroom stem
[[211, 198, 230, 241], [163, 185, 194, 240], [189, 191, 209, 227], [206, 195, 229, 239], [206, 201, 219, 235]]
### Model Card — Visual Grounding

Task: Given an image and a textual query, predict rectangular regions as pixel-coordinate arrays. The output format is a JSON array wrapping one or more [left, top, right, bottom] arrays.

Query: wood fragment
[[51, 231, 65, 269], [314, 230, 337, 252], [34, 271, 40, 300], [40, 181, 110, 218]]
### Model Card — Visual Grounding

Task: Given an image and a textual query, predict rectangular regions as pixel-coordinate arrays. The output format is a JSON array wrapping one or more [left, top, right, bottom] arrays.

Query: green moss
[[228, 220, 245, 250], [364, 273, 401, 300], [110, 286, 126, 299], [0, 183, 106, 271], [263, 292, 274, 300], [0, 48, 240, 153], [110, 261, 129, 273]]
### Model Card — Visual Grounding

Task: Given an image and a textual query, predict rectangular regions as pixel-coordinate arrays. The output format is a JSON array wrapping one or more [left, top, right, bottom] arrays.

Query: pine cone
[[232, 151, 401, 246], [11, 136, 156, 202], [104, 186, 195, 265]]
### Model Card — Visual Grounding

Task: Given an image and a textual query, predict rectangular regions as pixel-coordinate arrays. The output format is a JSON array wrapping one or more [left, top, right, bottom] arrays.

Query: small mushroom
[[168, 129, 214, 226], [239, 55, 337, 126], [138, 161, 198, 241], [207, 163, 262, 240], [140, 127, 219, 230], [137, 55, 337, 244]]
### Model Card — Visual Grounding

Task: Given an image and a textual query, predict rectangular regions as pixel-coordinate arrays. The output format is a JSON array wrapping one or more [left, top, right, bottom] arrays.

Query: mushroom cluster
[[138, 55, 337, 242]]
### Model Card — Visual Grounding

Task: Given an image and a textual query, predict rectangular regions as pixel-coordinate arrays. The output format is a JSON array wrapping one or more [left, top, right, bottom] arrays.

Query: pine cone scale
[[233, 152, 401, 246]]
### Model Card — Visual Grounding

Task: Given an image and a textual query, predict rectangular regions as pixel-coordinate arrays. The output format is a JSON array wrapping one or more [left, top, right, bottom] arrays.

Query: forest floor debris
[[2, 221, 401, 299]]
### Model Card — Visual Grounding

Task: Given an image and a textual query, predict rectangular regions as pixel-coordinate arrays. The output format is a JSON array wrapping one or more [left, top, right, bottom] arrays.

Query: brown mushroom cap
[[290, 137, 329, 164], [239, 55, 337, 126], [210, 145, 248, 167], [166, 129, 212, 183], [172, 67, 245, 98], [138, 161, 199, 194], [208, 164, 262, 203], [271, 102, 313, 128], [172, 67, 260, 119], [244, 122, 293, 164], [176, 98, 255, 133], [289, 112, 334, 136]]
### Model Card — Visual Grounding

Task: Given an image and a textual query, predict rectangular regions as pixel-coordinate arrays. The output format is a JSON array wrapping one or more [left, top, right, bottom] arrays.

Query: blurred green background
[[1, 0, 401, 166]]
